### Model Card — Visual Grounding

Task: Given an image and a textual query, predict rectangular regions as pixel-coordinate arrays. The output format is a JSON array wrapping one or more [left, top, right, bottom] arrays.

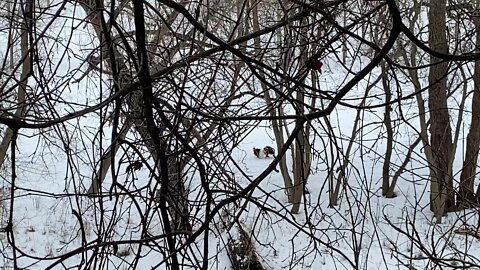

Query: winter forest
[[2, 0, 480, 269]]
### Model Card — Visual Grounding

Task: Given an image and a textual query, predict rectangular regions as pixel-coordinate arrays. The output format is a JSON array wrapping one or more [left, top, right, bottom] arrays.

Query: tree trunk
[[428, 0, 455, 222], [381, 62, 394, 196], [290, 15, 310, 214], [251, 1, 294, 201], [329, 75, 380, 206], [78, 0, 191, 230], [462, 3, 480, 205], [0, 0, 31, 168], [88, 121, 132, 194], [398, 3, 438, 201], [291, 128, 307, 214]]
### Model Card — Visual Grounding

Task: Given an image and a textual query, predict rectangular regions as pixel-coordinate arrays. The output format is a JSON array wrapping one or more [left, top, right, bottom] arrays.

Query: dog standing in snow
[[253, 146, 279, 172], [253, 146, 276, 158]]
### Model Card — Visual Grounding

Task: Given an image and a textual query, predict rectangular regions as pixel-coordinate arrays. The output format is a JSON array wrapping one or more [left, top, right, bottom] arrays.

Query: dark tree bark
[[462, 7, 480, 205], [427, 0, 455, 222]]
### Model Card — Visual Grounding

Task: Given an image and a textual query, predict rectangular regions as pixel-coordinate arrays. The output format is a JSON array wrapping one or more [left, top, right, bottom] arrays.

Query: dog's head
[[264, 146, 275, 154]]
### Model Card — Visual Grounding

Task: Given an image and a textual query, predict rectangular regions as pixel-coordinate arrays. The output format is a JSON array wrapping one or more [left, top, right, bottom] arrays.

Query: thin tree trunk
[[381, 62, 394, 196], [302, 70, 318, 184], [457, 64, 478, 206], [461, 2, 480, 205], [329, 76, 381, 206], [291, 128, 306, 214], [251, 1, 294, 201], [290, 14, 310, 214], [398, 0, 437, 193], [387, 136, 423, 197], [78, 0, 191, 230], [88, 121, 132, 194], [428, 0, 454, 222], [0, 0, 31, 168]]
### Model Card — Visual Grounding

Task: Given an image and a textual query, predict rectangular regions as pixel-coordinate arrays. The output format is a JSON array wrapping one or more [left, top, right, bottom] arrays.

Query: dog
[[263, 146, 275, 157], [253, 146, 276, 158], [253, 146, 279, 172]]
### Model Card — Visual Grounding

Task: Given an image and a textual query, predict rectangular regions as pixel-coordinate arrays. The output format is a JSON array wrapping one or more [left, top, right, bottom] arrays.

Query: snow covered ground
[[1, 114, 479, 269]]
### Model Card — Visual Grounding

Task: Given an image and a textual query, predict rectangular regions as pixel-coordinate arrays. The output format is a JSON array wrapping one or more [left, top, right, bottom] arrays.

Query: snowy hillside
[[0, 118, 479, 269]]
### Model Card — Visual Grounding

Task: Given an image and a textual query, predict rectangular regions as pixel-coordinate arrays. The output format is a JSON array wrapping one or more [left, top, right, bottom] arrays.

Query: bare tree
[[0, 0, 31, 168], [427, 0, 455, 222], [460, 0, 480, 206]]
